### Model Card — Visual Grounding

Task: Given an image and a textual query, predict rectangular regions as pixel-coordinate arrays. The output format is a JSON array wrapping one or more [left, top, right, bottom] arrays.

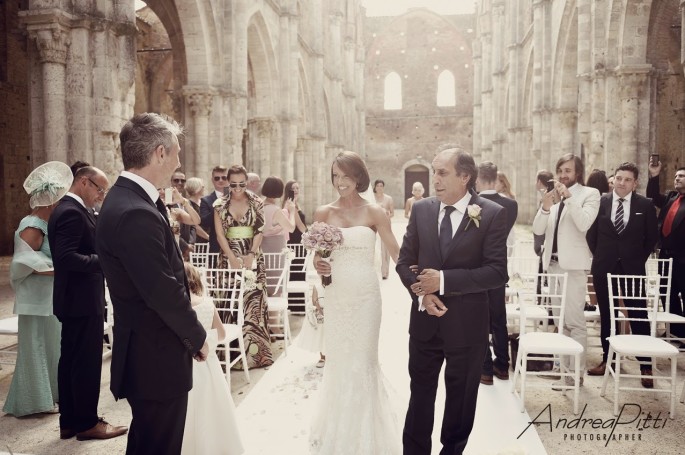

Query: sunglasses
[[172, 178, 186, 184], [213, 176, 228, 181], [229, 182, 247, 188]]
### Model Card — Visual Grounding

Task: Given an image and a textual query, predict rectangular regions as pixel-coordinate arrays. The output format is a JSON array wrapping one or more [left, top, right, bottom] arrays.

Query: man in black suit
[[200, 165, 229, 253], [397, 146, 508, 455], [49, 166, 128, 441], [475, 161, 518, 385], [96, 113, 208, 455], [586, 162, 658, 388], [647, 161, 685, 341]]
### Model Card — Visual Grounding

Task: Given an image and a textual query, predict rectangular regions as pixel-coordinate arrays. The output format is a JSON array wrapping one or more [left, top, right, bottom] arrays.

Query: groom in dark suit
[[96, 113, 208, 455], [397, 146, 508, 455]]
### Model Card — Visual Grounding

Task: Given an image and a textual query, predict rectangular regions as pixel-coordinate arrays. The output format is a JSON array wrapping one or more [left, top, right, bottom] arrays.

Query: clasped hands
[[410, 267, 447, 318], [194, 341, 209, 362]]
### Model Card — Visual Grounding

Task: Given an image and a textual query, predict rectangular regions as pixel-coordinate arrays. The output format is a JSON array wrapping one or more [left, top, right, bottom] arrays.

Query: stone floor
[[1, 220, 684, 454]]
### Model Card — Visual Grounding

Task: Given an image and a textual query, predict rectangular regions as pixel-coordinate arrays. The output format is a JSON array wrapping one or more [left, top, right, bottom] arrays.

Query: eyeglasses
[[213, 176, 228, 181], [229, 182, 247, 188], [87, 178, 107, 195], [172, 178, 186, 184]]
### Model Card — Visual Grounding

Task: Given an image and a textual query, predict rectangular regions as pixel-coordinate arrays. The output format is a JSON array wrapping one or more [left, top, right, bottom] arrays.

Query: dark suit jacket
[[95, 176, 206, 401], [478, 192, 518, 235], [647, 176, 685, 261], [396, 192, 509, 347], [200, 192, 220, 253], [48, 195, 105, 320], [586, 192, 658, 275]]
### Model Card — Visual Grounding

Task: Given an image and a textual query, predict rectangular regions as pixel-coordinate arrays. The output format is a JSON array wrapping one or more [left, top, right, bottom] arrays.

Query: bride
[[310, 151, 401, 454]]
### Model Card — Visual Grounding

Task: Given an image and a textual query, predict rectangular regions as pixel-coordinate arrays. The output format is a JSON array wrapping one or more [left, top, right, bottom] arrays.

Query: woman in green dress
[[3, 161, 73, 416], [214, 165, 273, 369]]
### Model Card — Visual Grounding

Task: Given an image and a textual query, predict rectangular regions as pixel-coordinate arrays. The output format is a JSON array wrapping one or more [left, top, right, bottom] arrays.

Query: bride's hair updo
[[331, 151, 370, 192]]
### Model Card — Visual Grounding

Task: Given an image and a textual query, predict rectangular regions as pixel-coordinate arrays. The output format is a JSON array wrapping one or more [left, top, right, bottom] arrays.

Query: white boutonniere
[[465, 204, 482, 231]]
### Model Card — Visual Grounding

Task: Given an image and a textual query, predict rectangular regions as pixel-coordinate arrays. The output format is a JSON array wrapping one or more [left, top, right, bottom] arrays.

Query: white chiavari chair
[[645, 258, 684, 350], [103, 285, 114, 359], [190, 251, 220, 269], [286, 243, 310, 315], [599, 274, 679, 418], [204, 267, 250, 385], [193, 242, 209, 255], [511, 272, 584, 414], [262, 251, 293, 353]]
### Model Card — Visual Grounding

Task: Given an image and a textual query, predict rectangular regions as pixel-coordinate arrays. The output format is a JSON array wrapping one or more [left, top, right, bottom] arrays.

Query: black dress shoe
[[493, 365, 509, 380], [641, 369, 654, 389], [480, 374, 493, 385]]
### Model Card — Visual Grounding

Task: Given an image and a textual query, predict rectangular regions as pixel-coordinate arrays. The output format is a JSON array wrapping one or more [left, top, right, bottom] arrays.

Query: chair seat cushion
[[222, 324, 241, 343], [608, 335, 679, 356], [506, 304, 548, 320], [519, 332, 583, 355]]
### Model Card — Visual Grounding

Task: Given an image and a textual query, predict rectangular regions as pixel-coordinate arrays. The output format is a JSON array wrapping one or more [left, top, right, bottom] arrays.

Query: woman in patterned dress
[[213, 165, 273, 369]]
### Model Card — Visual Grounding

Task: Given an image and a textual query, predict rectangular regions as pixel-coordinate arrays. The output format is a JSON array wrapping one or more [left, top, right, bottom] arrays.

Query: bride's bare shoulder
[[313, 204, 334, 222]]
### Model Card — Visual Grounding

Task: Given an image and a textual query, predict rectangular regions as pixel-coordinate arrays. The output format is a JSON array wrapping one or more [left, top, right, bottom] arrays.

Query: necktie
[[440, 206, 456, 255], [614, 198, 625, 235], [551, 199, 565, 254], [662, 194, 683, 237], [155, 198, 170, 226]]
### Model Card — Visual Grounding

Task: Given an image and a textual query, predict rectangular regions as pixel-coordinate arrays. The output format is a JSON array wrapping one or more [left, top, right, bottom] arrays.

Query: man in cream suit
[[533, 153, 600, 387]]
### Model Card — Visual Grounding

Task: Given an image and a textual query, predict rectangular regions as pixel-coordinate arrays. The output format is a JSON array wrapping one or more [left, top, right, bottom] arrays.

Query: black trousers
[[593, 264, 650, 370], [403, 335, 486, 455], [126, 393, 188, 455], [482, 285, 509, 373], [58, 314, 104, 432]]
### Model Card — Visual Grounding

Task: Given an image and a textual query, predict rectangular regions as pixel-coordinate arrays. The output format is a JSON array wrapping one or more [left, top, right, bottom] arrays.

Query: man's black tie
[[551, 199, 565, 255], [440, 206, 456, 255], [155, 198, 170, 226], [614, 198, 625, 235]]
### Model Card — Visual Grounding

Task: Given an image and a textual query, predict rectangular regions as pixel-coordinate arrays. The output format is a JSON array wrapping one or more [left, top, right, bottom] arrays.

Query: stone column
[[30, 27, 70, 164], [681, 1, 685, 74], [184, 88, 214, 177], [616, 65, 651, 167], [576, 0, 592, 153]]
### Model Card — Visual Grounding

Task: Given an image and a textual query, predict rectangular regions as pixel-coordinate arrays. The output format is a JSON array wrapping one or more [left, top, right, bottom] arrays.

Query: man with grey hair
[[247, 172, 262, 196], [96, 113, 208, 454], [475, 161, 518, 386], [397, 145, 508, 454]]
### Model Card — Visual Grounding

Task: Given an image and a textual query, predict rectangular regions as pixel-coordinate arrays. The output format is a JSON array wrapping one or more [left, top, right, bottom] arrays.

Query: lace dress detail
[[310, 226, 401, 454]]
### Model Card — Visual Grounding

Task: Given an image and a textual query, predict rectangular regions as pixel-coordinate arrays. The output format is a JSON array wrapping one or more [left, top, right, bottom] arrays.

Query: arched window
[[436, 70, 456, 107], [384, 72, 402, 110]]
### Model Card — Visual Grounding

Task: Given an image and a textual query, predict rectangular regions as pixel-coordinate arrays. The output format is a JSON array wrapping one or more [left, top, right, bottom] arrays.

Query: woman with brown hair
[[213, 165, 273, 368]]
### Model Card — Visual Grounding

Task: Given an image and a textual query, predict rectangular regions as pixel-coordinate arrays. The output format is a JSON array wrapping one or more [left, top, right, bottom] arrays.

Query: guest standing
[[283, 180, 307, 245], [3, 161, 72, 417], [96, 113, 208, 455], [261, 176, 296, 297], [49, 165, 128, 440], [200, 165, 229, 253], [404, 182, 425, 219], [373, 179, 395, 279], [214, 165, 273, 368], [186, 177, 210, 243]]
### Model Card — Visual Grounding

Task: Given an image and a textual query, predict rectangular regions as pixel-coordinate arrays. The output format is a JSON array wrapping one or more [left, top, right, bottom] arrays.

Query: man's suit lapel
[[428, 199, 442, 262], [623, 192, 639, 233], [600, 195, 617, 236], [65, 195, 97, 228]]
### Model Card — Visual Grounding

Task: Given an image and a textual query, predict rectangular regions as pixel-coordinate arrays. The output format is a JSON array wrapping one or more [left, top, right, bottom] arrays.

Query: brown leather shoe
[[480, 374, 493, 385], [587, 362, 606, 376], [76, 419, 128, 441], [641, 369, 654, 389], [493, 365, 509, 380], [60, 428, 76, 440]]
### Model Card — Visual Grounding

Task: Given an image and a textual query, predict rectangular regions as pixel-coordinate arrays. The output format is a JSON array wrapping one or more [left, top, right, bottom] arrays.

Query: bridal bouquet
[[301, 222, 344, 287]]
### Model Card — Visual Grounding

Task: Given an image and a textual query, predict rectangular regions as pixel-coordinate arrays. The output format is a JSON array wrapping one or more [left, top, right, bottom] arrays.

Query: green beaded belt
[[226, 226, 254, 239]]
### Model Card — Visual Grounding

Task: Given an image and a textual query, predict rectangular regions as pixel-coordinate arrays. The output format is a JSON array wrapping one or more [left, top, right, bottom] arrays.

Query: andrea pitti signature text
[[518, 404, 667, 447]]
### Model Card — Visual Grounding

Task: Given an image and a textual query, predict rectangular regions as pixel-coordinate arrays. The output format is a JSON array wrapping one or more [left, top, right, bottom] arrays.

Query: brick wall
[[0, 2, 30, 255]]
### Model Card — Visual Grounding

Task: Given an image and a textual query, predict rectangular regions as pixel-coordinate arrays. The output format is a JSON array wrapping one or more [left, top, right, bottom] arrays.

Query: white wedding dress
[[310, 226, 401, 454], [182, 296, 244, 455]]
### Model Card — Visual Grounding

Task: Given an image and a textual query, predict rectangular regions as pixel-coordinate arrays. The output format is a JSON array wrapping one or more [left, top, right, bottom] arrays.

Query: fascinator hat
[[23, 161, 73, 209]]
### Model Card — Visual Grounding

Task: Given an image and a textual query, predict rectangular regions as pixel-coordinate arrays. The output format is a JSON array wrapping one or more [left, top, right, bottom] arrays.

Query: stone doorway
[[404, 164, 429, 201]]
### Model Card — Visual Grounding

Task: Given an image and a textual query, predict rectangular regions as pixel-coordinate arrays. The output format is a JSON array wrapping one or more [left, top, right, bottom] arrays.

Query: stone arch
[[247, 11, 277, 118], [552, 0, 578, 110], [401, 158, 432, 201], [298, 58, 311, 135], [141, 0, 188, 90], [619, 0, 655, 65]]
